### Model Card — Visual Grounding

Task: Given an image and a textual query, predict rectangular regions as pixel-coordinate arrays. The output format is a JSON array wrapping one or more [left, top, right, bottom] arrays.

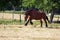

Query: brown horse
[[24, 9, 50, 27]]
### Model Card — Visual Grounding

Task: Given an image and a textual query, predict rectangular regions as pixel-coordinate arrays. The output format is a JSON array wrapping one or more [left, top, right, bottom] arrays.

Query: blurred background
[[0, 0, 60, 25]]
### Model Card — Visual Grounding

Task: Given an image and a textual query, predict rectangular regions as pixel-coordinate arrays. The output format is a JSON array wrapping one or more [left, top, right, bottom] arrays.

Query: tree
[[49, 0, 60, 22], [0, 0, 21, 11]]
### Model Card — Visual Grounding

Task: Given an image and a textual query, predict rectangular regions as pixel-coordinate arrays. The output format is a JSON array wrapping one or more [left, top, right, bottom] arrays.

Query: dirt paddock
[[0, 25, 60, 40]]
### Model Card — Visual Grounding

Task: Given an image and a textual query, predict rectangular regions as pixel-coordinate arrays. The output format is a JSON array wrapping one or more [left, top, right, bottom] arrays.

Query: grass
[[0, 19, 60, 28], [0, 19, 24, 25]]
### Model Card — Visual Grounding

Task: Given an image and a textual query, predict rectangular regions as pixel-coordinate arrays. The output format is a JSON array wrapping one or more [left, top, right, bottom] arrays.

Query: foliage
[[0, 0, 60, 11]]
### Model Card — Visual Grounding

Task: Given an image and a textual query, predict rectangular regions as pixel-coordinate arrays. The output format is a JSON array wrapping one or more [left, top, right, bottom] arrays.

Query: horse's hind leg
[[44, 19, 48, 27], [30, 20, 33, 25], [40, 20, 43, 27]]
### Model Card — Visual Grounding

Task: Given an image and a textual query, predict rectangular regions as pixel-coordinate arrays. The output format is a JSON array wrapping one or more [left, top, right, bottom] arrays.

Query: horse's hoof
[[41, 26, 43, 28], [25, 25, 27, 26], [25, 24, 27, 26], [46, 27, 48, 28]]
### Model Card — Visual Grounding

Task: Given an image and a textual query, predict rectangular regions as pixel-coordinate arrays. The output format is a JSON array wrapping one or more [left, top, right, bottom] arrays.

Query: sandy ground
[[0, 25, 60, 40]]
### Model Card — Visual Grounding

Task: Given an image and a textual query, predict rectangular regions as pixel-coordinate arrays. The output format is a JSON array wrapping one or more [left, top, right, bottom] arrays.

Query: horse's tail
[[46, 16, 51, 23]]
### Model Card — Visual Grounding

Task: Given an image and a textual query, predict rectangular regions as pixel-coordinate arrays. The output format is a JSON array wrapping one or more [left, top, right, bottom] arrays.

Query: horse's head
[[25, 15, 28, 22], [24, 11, 29, 22]]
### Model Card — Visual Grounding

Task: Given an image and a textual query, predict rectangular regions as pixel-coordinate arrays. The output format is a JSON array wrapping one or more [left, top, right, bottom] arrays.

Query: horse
[[24, 9, 50, 27]]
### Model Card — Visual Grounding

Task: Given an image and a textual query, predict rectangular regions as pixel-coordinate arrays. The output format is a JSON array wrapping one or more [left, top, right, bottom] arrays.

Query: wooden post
[[20, 14, 21, 22], [9, 1, 15, 21]]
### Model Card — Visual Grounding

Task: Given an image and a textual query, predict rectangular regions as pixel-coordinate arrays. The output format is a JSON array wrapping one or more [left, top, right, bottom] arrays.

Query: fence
[[0, 12, 60, 21], [0, 13, 24, 21]]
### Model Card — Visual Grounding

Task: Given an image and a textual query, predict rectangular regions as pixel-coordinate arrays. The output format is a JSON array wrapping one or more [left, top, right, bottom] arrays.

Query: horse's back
[[25, 9, 47, 20]]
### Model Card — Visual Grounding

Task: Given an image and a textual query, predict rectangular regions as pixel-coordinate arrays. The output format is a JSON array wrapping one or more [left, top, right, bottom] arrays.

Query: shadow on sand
[[53, 21, 60, 23]]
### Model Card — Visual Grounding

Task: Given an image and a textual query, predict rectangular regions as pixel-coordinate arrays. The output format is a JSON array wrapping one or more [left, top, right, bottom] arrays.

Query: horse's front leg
[[25, 15, 30, 26], [25, 20, 30, 26]]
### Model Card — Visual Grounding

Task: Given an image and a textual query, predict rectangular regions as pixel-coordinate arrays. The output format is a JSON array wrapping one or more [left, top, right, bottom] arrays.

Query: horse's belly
[[30, 14, 43, 20], [31, 16, 42, 20]]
